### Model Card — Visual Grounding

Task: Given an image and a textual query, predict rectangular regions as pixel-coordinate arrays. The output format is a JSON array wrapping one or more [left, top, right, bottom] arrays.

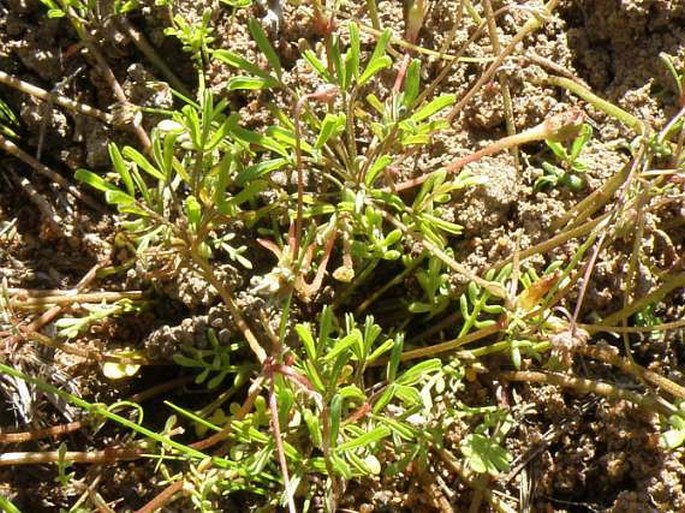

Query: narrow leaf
[[337, 426, 391, 451], [236, 157, 287, 186], [248, 17, 282, 80], [411, 94, 455, 122], [359, 55, 392, 86]]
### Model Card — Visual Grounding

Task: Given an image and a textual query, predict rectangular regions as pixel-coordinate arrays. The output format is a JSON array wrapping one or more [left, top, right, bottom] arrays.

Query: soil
[[1, 0, 684, 512]]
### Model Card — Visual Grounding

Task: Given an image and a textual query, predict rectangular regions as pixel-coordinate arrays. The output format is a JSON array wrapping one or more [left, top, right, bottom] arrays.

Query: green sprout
[[535, 123, 593, 191]]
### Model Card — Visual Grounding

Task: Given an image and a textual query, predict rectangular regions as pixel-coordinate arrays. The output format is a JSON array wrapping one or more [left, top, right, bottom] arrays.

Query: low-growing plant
[[535, 122, 593, 191]]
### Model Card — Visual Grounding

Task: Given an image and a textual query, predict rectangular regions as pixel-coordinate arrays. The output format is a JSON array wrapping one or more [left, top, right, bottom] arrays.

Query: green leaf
[[570, 123, 593, 161], [303, 359, 325, 393], [227, 114, 289, 156], [386, 334, 403, 383], [248, 17, 282, 80], [359, 55, 392, 86], [330, 453, 353, 479], [378, 415, 417, 440], [75, 169, 119, 193], [227, 76, 277, 90], [394, 384, 423, 407], [345, 21, 360, 85], [315, 113, 346, 149], [265, 126, 314, 153], [101, 360, 141, 380], [337, 426, 391, 452], [402, 59, 421, 108], [396, 358, 441, 386], [420, 213, 463, 235], [108, 144, 134, 195], [410, 94, 455, 122], [330, 37, 344, 88], [303, 49, 332, 82], [365, 154, 393, 186], [367, 338, 394, 363], [295, 323, 316, 360], [329, 394, 342, 447], [213, 49, 271, 78], [366, 93, 385, 115], [236, 157, 288, 186], [303, 409, 323, 448], [185, 195, 202, 229], [460, 433, 512, 475], [324, 330, 362, 362], [360, 28, 392, 84], [122, 147, 166, 180], [105, 189, 136, 207], [337, 385, 366, 402], [319, 306, 333, 346]]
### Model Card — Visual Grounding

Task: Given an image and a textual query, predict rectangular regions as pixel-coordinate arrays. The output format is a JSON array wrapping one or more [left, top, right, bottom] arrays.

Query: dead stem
[[63, 6, 151, 150], [601, 272, 685, 327], [0, 447, 143, 466], [0, 378, 192, 444], [578, 317, 685, 335], [368, 323, 502, 365], [482, 0, 518, 166], [499, 370, 675, 416], [392, 109, 584, 192], [117, 17, 191, 98], [445, 0, 561, 123], [436, 447, 517, 513], [550, 160, 632, 231], [0, 70, 112, 123], [6, 172, 63, 235], [9, 290, 144, 309], [22, 329, 149, 365], [545, 76, 646, 135], [581, 344, 685, 400], [0, 420, 84, 445], [25, 259, 108, 328], [134, 480, 185, 513], [0, 134, 106, 213]]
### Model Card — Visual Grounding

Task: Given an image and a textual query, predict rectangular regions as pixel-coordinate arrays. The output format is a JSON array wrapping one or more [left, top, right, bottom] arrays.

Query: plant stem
[[9, 290, 144, 309], [392, 109, 584, 192], [365, 0, 381, 30], [545, 75, 646, 135], [0, 134, 106, 213], [601, 272, 685, 327], [383, 211, 508, 298], [499, 370, 675, 416], [0, 70, 112, 123], [581, 344, 685, 400], [445, 0, 561, 123], [482, 0, 518, 165], [192, 255, 267, 364]]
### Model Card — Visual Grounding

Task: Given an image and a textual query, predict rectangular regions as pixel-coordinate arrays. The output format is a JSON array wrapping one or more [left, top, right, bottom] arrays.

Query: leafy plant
[[535, 123, 593, 191], [54, 299, 141, 339], [174, 328, 252, 389], [460, 408, 514, 476], [661, 402, 685, 449]]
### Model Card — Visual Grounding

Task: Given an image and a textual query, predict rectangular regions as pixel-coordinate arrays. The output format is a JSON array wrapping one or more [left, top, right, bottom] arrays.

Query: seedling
[[659, 52, 685, 107], [535, 123, 593, 191]]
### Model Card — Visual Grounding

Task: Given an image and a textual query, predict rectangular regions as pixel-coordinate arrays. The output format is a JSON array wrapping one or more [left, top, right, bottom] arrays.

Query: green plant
[[460, 408, 514, 476], [659, 52, 685, 107], [661, 402, 685, 449], [54, 299, 141, 339], [174, 328, 253, 389], [535, 122, 593, 190]]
